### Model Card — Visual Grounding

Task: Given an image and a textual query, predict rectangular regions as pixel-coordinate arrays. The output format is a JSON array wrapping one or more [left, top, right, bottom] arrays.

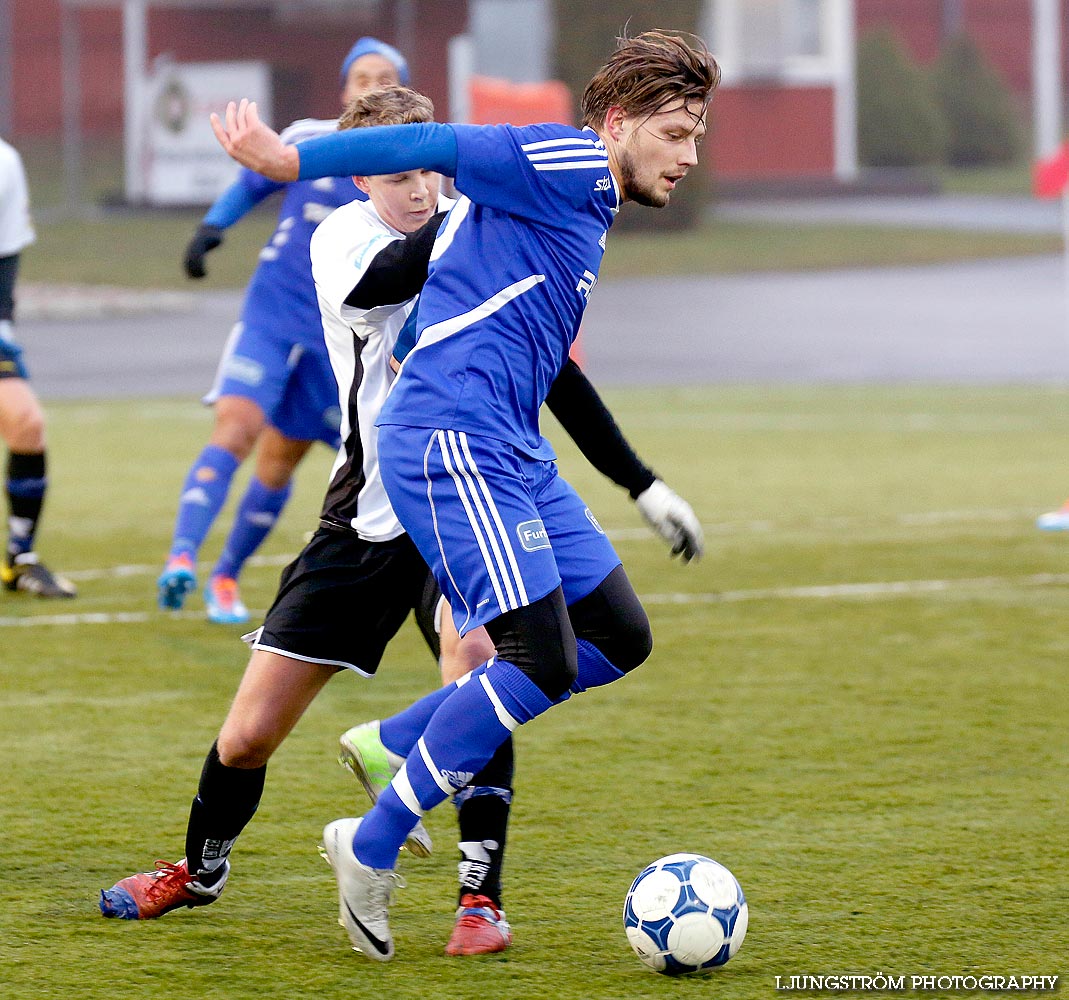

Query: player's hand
[[210, 99, 300, 181], [183, 224, 224, 279], [634, 479, 704, 562]]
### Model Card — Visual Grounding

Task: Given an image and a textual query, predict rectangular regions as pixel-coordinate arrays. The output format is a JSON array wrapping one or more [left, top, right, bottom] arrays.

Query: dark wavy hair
[[581, 29, 720, 129]]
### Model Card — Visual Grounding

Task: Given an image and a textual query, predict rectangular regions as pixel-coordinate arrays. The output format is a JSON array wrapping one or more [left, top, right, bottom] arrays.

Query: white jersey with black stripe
[[0, 139, 35, 257], [310, 192, 454, 541]]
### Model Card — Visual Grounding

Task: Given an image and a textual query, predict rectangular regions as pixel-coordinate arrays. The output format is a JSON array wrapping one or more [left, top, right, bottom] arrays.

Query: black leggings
[[0, 255, 18, 323], [484, 564, 653, 701]]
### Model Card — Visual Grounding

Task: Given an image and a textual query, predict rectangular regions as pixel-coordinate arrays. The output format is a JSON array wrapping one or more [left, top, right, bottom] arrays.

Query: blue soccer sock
[[212, 477, 291, 579], [168, 445, 240, 562], [378, 663, 488, 757], [353, 659, 552, 870], [572, 638, 626, 693]]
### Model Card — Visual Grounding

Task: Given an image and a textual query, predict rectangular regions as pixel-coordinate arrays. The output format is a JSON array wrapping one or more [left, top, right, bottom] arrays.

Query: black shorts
[[0, 255, 29, 381], [249, 527, 431, 676]]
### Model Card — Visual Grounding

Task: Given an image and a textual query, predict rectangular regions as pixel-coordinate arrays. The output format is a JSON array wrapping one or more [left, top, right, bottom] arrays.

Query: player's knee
[[485, 587, 577, 701], [569, 565, 653, 673], [212, 398, 264, 459], [0, 395, 45, 452], [529, 639, 578, 701], [607, 605, 654, 673], [216, 726, 275, 769]]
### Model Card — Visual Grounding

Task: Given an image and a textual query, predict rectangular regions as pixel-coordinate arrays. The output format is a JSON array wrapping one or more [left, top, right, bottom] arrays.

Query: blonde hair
[[581, 30, 720, 129], [338, 85, 435, 131]]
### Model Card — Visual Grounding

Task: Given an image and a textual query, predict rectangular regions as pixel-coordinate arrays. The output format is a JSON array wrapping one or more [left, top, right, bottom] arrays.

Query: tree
[[931, 33, 1022, 167], [856, 28, 946, 168]]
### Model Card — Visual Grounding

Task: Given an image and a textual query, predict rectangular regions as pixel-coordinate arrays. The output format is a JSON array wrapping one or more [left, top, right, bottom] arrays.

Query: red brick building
[[4, 1, 459, 136], [1, 0, 1060, 186]]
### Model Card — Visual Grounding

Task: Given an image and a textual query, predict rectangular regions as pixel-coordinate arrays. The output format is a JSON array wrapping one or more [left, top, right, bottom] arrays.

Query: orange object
[[468, 76, 573, 126]]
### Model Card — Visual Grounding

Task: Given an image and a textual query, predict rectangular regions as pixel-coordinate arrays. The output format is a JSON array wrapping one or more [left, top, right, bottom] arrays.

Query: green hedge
[[858, 27, 1023, 170], [857, 28, 946, 168], [931, 33, 1022, 167]]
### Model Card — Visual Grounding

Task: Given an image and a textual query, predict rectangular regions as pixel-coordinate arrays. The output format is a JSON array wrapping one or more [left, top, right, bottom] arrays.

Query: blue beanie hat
[[340, 37, 410, 86]]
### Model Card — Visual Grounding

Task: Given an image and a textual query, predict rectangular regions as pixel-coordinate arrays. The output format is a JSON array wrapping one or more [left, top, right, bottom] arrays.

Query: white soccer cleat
[[321, 817, 401, 961], [338, 721, 433, 858]]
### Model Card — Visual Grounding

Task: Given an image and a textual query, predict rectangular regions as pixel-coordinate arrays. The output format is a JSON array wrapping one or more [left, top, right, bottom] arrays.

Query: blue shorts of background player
[[204, 318, 341, 445], [0, 328, 30, 381]]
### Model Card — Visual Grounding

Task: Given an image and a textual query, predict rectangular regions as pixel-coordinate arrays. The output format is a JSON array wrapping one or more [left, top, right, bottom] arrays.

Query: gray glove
[[634, 479, 704, 562]]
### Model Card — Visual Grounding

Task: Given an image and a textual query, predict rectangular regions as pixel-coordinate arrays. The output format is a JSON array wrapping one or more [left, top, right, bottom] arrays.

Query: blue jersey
[[377, 123, 620, 460], [215, 118, 365, 347]]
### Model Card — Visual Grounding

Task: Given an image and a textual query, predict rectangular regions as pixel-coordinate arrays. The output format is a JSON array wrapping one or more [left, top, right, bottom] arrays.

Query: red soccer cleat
[[444, 893, 512, 956], [99, 859, 227, 920]]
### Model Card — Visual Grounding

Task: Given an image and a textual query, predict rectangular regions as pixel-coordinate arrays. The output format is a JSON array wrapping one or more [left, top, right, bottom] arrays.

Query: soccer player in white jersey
[[158, 38, 408, 624], [211, 30, 719, 960], [101, 85, 705, 956], [0, 138, 76, 598]]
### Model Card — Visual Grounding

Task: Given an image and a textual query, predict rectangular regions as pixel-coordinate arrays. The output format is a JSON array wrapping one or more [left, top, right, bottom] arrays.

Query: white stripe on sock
[[479, 673, 521, 732], [417, 736, 457, 795], [392, 761, 425, 817]]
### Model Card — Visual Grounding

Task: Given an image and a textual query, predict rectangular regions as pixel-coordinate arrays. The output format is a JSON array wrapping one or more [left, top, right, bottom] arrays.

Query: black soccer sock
[[6, 451, 46, 561], [184, 741, 267, 884], [454, 735, 514, 907]]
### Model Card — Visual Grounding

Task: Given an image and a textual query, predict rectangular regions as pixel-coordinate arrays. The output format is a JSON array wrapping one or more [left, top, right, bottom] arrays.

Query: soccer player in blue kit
[[100, 84, 704, 957], [213, 30, 719, 960], [160, 37, 409, 623]]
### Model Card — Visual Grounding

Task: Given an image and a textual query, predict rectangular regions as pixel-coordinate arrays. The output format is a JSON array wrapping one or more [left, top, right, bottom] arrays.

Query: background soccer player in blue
[[213, 29, 720, 960], [160, 37, 408, 623]]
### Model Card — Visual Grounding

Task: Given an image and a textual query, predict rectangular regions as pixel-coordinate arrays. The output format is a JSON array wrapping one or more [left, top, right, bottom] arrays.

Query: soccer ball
[[623, 853, 748, 975]]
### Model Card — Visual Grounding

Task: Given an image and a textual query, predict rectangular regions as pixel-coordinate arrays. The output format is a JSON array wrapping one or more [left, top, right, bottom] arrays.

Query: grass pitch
[[1, 386, 1067, 998]]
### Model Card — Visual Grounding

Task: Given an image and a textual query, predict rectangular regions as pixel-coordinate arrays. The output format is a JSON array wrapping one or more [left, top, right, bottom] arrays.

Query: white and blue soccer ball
[[623, 853, 748, 975]]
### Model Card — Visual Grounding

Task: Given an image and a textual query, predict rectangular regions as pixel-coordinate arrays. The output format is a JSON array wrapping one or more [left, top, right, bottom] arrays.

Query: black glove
[[183, 224, 224, 279]]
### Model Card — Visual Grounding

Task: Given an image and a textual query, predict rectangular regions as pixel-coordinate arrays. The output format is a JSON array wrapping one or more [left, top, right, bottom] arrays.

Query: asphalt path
[[18, 252, 1069, 399]]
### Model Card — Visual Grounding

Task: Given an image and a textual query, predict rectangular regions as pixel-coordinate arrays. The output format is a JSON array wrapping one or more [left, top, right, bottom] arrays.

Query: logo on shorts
[[584, 508, 605, 534], [223, 355, 265, 387], [516, 519, 551, 552]]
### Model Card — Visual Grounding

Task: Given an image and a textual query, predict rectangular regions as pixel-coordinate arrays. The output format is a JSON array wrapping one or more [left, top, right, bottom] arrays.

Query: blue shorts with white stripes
[[203, 317, 342, 447], [378, 425, 621, 637]]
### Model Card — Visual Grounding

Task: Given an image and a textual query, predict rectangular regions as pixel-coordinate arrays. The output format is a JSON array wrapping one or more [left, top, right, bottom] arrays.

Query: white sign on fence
[[138, 60, 272, 206]]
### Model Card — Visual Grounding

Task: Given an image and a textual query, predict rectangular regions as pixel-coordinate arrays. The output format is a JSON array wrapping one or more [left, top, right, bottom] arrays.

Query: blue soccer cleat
[[205, 574, 250, 624], [1036, 503, 1069, 531], [157, 554, 197, 610]]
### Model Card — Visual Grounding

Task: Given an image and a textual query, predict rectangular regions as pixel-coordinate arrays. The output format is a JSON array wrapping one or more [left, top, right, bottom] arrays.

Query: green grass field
[[1, 386, 1066, 998]]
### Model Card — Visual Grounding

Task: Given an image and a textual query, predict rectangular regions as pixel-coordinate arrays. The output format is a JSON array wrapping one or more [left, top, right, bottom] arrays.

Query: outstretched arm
[[211, 99, 459, 181]]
